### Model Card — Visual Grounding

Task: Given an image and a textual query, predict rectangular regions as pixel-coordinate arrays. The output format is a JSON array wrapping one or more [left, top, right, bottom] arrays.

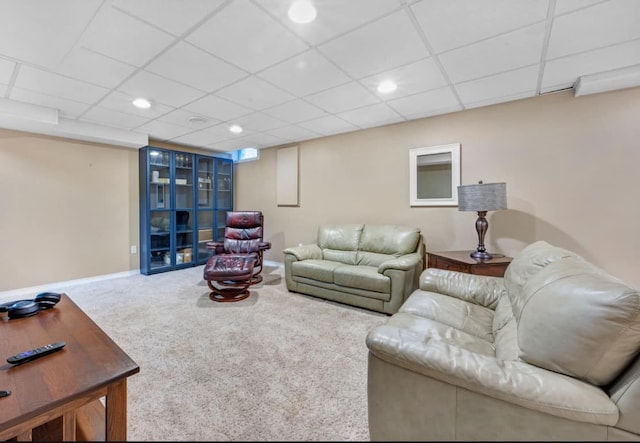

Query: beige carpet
[[60, 263, 387, 441]]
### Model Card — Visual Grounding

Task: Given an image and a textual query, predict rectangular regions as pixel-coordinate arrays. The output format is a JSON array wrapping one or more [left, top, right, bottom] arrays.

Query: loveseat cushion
[[358, 225, 420, 259], [333, 265, 389, 293], [317, 224, 363, 265], [399, 290, 495, 342], [507, 242, 640, 386], [291, 259, 341, 283]]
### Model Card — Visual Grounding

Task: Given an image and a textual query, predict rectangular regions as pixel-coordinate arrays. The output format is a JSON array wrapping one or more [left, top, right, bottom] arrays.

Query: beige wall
[[236, 88, 640, 288], [0, 130, 139, 291], [0, 87, 638, 292]]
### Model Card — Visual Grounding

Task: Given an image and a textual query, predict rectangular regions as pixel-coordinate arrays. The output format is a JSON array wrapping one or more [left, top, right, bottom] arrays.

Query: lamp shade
[[457, 182, 507, 212]]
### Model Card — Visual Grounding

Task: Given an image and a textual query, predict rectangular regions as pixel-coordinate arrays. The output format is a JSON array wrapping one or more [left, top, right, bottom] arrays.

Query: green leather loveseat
[[283, 224, 424, 314]]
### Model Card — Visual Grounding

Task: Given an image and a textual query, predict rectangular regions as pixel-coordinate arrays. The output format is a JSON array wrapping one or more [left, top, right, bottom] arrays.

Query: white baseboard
[[0, 270, 140, 301], [0, 261, 285, 302]]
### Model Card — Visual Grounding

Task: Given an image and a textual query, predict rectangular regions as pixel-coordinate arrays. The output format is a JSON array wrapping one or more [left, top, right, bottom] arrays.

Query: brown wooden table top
[[428, 250, 512, 265], [0, 293, 139, 433]]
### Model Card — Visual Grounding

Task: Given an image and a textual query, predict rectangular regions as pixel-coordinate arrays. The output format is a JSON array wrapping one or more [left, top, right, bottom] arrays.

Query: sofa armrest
[[366, 324, 619, 426], [282, 244, 322, 261], [377, 253, 422, 273], [420, 268, 505, 309]]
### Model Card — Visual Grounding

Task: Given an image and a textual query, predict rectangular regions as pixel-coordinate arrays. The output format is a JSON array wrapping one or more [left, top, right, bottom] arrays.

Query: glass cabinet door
[[214, 158, 233, 242], [148, 149, 171, 272], [174, 152, 194, 267], [197, 156, 215, 263]]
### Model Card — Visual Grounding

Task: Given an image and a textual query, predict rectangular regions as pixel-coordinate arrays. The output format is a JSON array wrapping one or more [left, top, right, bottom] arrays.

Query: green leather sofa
[[283, 224, 424, 315], [366, 240, 640, 441]]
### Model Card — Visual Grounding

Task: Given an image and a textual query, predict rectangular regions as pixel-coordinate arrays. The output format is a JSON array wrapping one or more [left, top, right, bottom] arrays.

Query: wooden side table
[[427, 250, 512, 277]]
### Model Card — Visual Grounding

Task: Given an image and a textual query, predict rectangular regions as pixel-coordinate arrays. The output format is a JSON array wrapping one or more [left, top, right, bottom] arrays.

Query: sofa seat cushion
[[290, 260, 389, 293], [386, 312, 496, 357], [291, 259, 341, 283], [400, 290, 495, 343], [333, 264, 389, 293]]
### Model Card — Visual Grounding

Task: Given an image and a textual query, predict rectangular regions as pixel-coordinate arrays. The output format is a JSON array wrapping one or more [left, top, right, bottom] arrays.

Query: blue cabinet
[[139, 146, 233, 275]]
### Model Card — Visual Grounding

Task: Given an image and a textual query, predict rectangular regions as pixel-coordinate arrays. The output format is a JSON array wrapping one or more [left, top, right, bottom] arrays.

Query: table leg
[[62, 410, 77, 441], [105, 379, 127, 441]]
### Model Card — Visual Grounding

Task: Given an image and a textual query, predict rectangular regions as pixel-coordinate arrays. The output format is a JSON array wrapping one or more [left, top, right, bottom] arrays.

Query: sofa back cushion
[[357, 225, 421, 266], [317, 224, 363, 265], [507, 241, 640, 386]]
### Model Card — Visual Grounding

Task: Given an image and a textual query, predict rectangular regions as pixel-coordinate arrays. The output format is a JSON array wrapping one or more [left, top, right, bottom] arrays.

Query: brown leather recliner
[[203, 211, 271, 302]]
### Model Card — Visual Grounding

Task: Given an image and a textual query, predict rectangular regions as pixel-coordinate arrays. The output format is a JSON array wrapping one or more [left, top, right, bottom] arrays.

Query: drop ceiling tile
[[205, 139, 249, 152], [216, 76, 295, 111], [233, 112, 288, 132], [185, 0, 308, 73], [554, 0, 603, 15], [119, 70, 205, 107], [548, 0, 640, 59], [9, 88, 91, 118], [456, 65, 539, 105], [0, 58, 15, 84], [464, 91, 535, 110], [387, 87, 461, 119], [541, 39, 640, 92], [14, 66, 109, 104], [305, 82, 380, 114], [260, 0, 402, 46], [261, 99, 327, 124], [80, 5, 175, 67], [98, 90, 174, 119], [265, 124, 321, 142], [137, 120, 195, 141], [182, 95, 252, 121], [157, 108, 219, 129], [54, 47, 137, 89], [319, 10, 429, 79], [338, 102, 404, 129], [297, 115, 358, 136], [112, 0, 226, 36], [81, 106, 150, 129], [360, 58, 448, 100], [248, 132, 289, 148], [0, 0, 102, 68], [439, 22, 546, 83], [197, 122, 256, 139], [411, 0, 548, 54], [170, 127, 234, 147], [146, 41, 247, 93], [258, 49, 350, 97], [237, 132, 289, 148]]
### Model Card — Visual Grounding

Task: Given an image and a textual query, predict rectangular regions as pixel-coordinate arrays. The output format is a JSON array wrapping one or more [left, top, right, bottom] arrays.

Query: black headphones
[[0, 292, 61, 319]]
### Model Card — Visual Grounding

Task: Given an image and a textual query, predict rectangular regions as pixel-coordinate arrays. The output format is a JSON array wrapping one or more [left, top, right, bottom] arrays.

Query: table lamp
[[457, 181, 507, 260]]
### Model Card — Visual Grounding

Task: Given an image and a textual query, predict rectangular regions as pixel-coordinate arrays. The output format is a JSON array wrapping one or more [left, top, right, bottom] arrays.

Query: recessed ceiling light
[[132, 97, 151, 109], [229, 124, 243, 134], [377, 80, 397, 94], [288, 0, 317, 24]]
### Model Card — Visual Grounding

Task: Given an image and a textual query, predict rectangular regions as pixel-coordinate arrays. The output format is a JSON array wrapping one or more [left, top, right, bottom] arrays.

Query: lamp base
[[470, 250, 493, 260]]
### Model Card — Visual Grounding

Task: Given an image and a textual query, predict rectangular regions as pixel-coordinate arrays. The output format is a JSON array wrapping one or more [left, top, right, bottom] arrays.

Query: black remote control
[[7, 341, 66, 365]]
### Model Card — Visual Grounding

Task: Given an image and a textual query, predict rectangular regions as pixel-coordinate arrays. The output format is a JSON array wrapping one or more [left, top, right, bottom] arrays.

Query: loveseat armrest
[[282, 244, 322, 261], [366, 323, 619, 426], [420, 268, 505, 309], [377, 253, 422, 273]]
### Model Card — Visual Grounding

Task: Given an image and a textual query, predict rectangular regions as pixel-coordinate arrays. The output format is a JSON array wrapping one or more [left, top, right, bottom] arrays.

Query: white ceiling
[[0, 0, 639, 151]]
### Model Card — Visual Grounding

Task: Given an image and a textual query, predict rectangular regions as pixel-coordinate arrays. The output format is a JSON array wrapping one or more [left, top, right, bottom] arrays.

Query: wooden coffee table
[[0, 293, 139, 441]]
